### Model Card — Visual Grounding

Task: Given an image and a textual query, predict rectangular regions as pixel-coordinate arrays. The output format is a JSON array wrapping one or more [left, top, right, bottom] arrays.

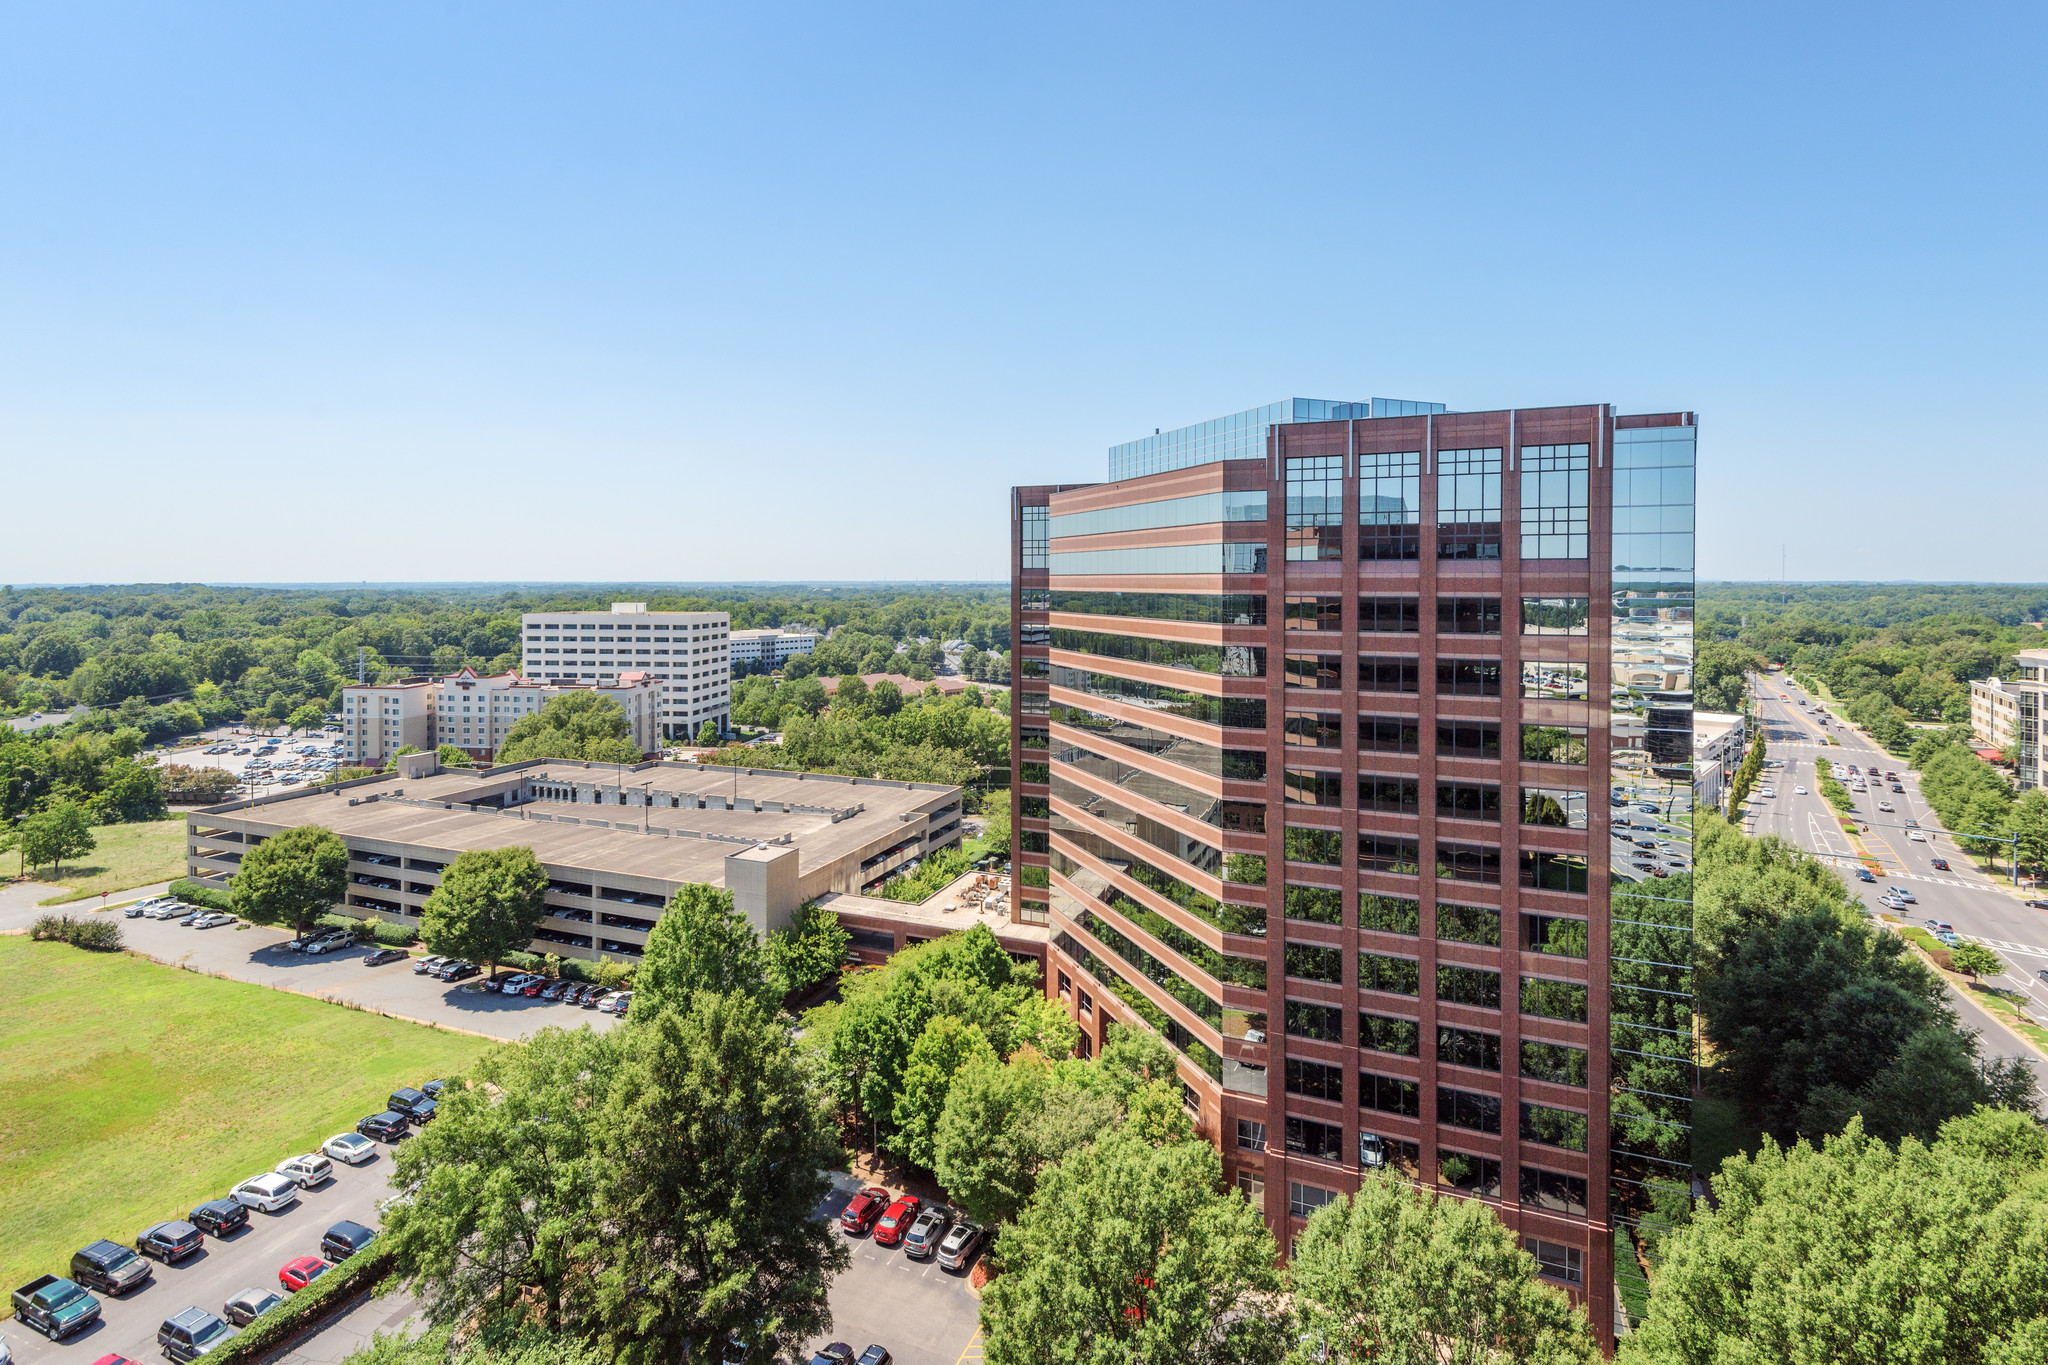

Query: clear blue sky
[[4, 3, 2042, 584]]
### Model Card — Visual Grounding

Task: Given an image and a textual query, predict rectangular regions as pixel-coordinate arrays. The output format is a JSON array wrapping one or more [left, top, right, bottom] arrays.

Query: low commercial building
[[729, 628, 820, 669], [520, 603, 733, 739], [183, 755, 1042, 964], [1972, 650, 2046, 790]]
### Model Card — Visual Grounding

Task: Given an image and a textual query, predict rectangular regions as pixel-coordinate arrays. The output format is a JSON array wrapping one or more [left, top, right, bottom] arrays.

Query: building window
[[1237, 1118, 1267, 1150], [1078, 990, 1092, 1016], [1526, 1237, 1584, 1285], [1436, 447, 1503, 560], [1437, 658, 1502, 697], [1359, 1072, 1421, 1117], [1520, 724, 1589, 765], [1020, 504, 1048, 569], [1056, 970, 1071, 998], [1519, 975, 1589, 1022], [1359, 835, 1421, 875], [1289, 1181, 1338, 1219], [1438, 963, 1502, 1009], [1359, 450, 1422, 561], [1237, 1169, 1265, 1202], [1435, 842, 1501, 885], [1284, 711, 1343, 749], [1437, 1026, 1503, 1073], [1359, 775, 1420, 816], [1359, 1012, 1421, 1056], [1361, 1132, 1423, 1178], [1437, 902, 1502, 948], [1521, 1040, 1590, 1087], [1284, 884, 1342, 925], [1438, 1087, 1503, 1134], [1438, 1151, 1503, 1198], [1286, 456, 1344, 561], [1285, 769, 1345, 806], [1521, 913, 1589, 958], [1285, 595, 1342, 631], [1284, 827, 1343, 866], [1435, 782, 1501, 823], [1284, 1058, 1345, 1102], [1359, 716, 1421, 754], [1519, 851, 1590, 894], [1281, 1001, 1344, 1048], [1437, 722, 1501, 761], [1285, 653, 1341, 689], [1437, 597, 1503, 635], [1285, 1116, 1346, 1162], [1284, 943, 1344, 984], [1522, 661, 1589, 701], [1520, 443, 1590, 560], [1358, 952, 1421, 997], [1359, 596, 1422, 633], [1519, 787, 1587, 829], [1359, 655, 1420, 694], [1359, 893, 1421, 936]]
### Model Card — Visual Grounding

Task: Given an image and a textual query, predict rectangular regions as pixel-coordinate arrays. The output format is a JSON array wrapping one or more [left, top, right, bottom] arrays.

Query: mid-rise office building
[[519, 603, 732, 739], [1972, 649, 2047, 789], [1011, 400, 1697, 1347], [344, 670, 663, 766], [729, 628, 820, 669], [340, 680, 436, 766]]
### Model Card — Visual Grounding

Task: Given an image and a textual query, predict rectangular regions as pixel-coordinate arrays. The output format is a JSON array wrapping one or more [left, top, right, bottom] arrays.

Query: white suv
[[500, 973, 542, 996]]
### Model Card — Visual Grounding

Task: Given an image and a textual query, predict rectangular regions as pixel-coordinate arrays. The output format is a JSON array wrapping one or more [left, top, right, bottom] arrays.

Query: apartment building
[[1011, 400, 1698, 1348], [340, 679, 436, 766], [431, 668, 661, 761], [729, 628, 820, 669], [1971, 648, 2047, 789], [519, 603, 732, 740]]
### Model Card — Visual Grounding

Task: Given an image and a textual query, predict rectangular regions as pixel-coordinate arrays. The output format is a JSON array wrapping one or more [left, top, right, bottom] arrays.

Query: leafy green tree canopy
[[421, 846, 550, 976], [634, 883, 770, 1016], [496, 691, 641, 764], [230, 822, 347, 937]]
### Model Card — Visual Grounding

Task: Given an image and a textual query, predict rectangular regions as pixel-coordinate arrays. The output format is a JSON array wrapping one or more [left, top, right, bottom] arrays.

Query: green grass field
[[25, 818, 190, 903], [0, 936, 493, 1309]]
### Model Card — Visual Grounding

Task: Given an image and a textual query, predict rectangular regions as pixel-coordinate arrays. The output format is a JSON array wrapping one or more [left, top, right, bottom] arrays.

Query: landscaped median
[[1885, 915, 2048, 1056], [211, 1245, 398, 1363]]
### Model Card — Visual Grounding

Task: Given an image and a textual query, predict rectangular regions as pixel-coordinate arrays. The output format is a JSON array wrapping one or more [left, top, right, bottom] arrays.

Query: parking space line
[[953, 1327, 985, 1364]]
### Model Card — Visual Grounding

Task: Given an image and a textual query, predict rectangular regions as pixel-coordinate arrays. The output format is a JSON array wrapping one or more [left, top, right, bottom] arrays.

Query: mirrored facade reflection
[[1607, 419, 1697, 1327], [1107, 397, 1445, 479]]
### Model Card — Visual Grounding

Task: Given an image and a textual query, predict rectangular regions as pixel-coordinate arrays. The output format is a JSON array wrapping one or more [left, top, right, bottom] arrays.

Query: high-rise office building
[[1010, 402, 1696, 1347], [519, 603, 732, 740]]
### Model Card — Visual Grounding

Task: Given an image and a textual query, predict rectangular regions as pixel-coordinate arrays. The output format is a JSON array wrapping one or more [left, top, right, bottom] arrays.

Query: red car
[[521, 979, 548, 997], [279, 1255, 330, 1292], [839, 1186, 892, 1236], [871, 1195, 922, 1247], [91, 1357, 145, 1365]]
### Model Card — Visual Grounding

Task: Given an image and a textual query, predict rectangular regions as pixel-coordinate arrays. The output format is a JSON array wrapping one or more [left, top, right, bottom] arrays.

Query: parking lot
[[158, 729, 350, 798], [808, 1175, 983, 1365], [87, 911, 624, 1044], [0, 1140, 403, 1365]]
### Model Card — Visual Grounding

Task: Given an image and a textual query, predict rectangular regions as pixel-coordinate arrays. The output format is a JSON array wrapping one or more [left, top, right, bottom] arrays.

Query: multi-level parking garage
[[184, 754, 983, 961]]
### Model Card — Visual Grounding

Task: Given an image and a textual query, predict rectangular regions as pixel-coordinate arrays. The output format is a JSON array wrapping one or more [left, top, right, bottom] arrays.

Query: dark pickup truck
[[11, 1273, 103, 1339]]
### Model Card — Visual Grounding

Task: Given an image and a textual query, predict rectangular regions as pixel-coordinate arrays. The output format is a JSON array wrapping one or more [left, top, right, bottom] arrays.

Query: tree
[[230, 823, 347, 938], [693, 720, 719, 746], [18, 799, 96, 876], [1621, 1110, 2048, 1365], [1288, 1171, 1599, 1365], [436, 744, 475, 768], [834, 675, 870, 715], [869, 680, 904, 717], [763, 900, 850, 999], [496, 692, 641, 764], [384, 1028, 618, 1333], [286, 702, 327, 732], [892, 1016, 998, 1170], [339, 1324, 611, 1365], [634, 883, 769, 1016], [1949, 941, 2005, 980], [421, 847, 550, 977], [584, 991, 848, 1365], [21, 633, 82, 678], [781, 676, 827, 718], [981, 1130, 1289, 1365]]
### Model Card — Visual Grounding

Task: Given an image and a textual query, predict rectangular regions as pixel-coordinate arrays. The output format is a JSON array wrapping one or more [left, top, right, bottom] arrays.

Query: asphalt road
[[0, 1140, 403, 1365], [4, 707, 86, 734], [1744, 675, 2048, 1085]]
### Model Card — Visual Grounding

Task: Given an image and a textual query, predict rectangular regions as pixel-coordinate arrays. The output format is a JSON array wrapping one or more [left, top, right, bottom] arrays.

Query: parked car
[[364, 947, 410, 966], [157, 1306, 235, 1360], [275, 1154, 333, 1188], [540, 980, 572, 1001], [1925, 918, 1954, 933], [303, 930, 354, 956], [70, 1239, 152, 1295], [936, 1217, 985, 1271], [188, 1198, 249, 1237], [580, 986, 606, 1009], [414, 955, 450, 975], [1890, 887, 1919, 904], [2026, 899, 2048, 911], [409, 1098, 439, 1124], [901, 1204, 953, 1260], [604, 991, 634, 1015], [498, 973, 542, 995], [357, 1111, 411, 1142], [221, 1287, 284, 1327], [9, 1275, 100, 1340], [320, 1220, 379, 1263], [1937, 931, 1962, 948], [420, 1079, 447, 1098], [856, 1349, 892, 1365], [138, 1220, 206, 1261], [277, 1256, 329, 1293], [323, 1132, 379, 1165], [388, 1086, 430, 1116], [434, 960, 479, 981], [808, 1346, 855, 1365], [232, 1173, 301, 1213], [871, 1196, 921, 1247], [839, 1187, 891, 1235], [520, 977, 550, 997]]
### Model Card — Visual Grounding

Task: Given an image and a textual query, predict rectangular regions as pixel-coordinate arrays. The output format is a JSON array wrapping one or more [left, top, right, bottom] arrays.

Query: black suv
[[321, 1220, 379, 1263], [189, 1198, 249, 1237], [388, 1086, 429, 1115], [357, 1111, 410, 1142], [70, 1238, 152, 1295], [138, 1220, 205, 1262], [159, 1305, 235, 1360]]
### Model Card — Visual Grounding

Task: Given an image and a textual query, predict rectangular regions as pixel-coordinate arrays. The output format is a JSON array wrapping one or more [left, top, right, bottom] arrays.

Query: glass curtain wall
[[1607, 421, 1697, 1326]]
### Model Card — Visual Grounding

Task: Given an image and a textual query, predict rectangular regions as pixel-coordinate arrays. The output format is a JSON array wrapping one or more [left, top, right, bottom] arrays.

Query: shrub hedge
[[30, 914, 125, 951], [168, 878, 234, 910], [210, 1246, 397, 1363]]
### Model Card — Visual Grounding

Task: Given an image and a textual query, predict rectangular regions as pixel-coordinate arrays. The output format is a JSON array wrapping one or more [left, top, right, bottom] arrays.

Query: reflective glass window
[[1287, 456, 1344, 561], [1360, 451, 1422, 561], [1436, 448, 1503, 560], [1520, 443, 1590, 559]]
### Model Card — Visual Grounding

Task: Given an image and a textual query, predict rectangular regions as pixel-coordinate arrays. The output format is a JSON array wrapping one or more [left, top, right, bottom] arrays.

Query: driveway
[[26, 908, 622, 1044]]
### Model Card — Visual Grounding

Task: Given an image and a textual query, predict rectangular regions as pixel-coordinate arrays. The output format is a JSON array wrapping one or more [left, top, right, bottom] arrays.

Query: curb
[[1891, 932, 2048, 1066]]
